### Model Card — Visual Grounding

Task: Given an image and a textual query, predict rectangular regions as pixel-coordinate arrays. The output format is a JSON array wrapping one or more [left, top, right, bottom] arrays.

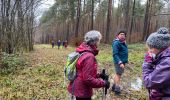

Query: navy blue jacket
[[112, 39, 128, 64]]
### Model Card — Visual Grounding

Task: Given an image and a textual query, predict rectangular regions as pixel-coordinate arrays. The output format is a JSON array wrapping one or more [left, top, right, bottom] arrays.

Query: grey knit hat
[[146, 27, 170, 49]]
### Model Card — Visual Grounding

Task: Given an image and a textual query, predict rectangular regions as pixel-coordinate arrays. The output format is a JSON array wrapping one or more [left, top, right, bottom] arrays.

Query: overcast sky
[[35, 0, 55, 22]]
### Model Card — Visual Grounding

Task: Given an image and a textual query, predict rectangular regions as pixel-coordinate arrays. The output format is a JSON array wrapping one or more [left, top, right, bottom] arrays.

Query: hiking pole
[[102, 87, 105, 100], [102, 69, 105, 100], [102, 69, 109, 100]]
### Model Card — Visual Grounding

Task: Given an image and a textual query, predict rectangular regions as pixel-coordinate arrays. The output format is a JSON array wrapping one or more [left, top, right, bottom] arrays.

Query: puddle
[[131, 77, 142, 91]]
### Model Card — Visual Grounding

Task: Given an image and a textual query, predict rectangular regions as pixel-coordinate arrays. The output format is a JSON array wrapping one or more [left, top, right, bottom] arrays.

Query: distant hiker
[[67, 30, 110, 100], [51, 40, 55, 48], [57, 40, 61, 49], [62, 40, 65, 47], [64, 40, 68, 49], [111, 30, 128, 95], [142, 27, 170, 100]]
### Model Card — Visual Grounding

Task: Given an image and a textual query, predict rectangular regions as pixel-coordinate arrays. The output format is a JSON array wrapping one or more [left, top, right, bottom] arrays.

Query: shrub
[[0, 52, 26, 75]]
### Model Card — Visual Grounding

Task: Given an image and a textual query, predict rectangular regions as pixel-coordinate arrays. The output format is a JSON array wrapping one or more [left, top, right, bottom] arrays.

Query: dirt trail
[[30, 46, 69, 67]]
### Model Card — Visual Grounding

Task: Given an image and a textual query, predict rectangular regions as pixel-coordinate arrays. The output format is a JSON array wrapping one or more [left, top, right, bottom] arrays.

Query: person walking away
[[111, 30, 128, 95], [51, 40, 55, 48], [67, 30, 110, 100], [62, 41, 65, 48], [64, 40, 68, 49], [57, 40, 61, 49], [142, 27, 170, 100]]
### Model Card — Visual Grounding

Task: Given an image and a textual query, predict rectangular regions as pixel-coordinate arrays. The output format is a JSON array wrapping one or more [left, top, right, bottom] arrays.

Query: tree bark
[[143, 0, 152, 41], [75, 0, 81, 38], [129, 0, 136, 43], [91, 0, 94, 30], [105, 0, 112, 43], [124, 0, 130, 32]]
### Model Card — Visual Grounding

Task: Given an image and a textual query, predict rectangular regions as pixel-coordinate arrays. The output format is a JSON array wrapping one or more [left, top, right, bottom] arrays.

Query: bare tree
[[0, 0, 41, 53]]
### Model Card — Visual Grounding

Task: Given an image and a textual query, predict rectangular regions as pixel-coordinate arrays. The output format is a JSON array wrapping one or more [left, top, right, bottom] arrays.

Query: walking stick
[[102, 69, 109, 100]]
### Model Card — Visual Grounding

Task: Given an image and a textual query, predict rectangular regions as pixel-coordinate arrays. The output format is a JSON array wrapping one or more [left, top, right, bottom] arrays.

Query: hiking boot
[[114, 86, 121, 95], [111, 84, 115, 92]]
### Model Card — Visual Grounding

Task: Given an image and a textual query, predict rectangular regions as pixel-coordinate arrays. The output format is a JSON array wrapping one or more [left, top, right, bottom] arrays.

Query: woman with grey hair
[[67, 30, 110, 100]]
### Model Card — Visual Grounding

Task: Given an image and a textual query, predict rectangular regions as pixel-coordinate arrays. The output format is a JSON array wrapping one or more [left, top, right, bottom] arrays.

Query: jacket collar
[[76, 42, 99, 56]]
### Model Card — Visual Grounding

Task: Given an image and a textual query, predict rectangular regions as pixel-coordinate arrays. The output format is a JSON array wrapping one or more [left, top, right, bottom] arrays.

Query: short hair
[[84, 30, 102, 45], [117, 30, 127, 36]]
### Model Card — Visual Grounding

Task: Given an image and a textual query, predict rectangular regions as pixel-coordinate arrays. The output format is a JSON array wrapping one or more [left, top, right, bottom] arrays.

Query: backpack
[[64, 52, 85, 82]]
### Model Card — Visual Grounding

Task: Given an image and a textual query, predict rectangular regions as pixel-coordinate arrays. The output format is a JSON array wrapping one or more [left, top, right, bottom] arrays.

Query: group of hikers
[[51, 40, 68, 49], [65, 27, 170, 100]]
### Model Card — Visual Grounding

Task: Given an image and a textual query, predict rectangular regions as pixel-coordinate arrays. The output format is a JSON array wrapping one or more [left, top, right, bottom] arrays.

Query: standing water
[[131, 77, 142, 91]]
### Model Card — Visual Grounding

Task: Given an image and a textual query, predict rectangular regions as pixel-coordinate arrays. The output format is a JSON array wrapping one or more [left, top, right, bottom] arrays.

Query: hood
[[157, 47, 170, 57], [154, 47, 170, 63], [76, 42, 99, 56], [114, 38, 126, 43]]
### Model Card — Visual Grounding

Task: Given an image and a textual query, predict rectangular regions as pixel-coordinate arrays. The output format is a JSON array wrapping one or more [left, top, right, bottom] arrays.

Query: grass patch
[[0, 52, 28, 75], [0, 43, 147, 99], [128, 43, 146, 75]]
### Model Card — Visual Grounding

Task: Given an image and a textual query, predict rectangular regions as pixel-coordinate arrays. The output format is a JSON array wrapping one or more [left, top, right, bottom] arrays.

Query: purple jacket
[[142, 47, 170, 100]]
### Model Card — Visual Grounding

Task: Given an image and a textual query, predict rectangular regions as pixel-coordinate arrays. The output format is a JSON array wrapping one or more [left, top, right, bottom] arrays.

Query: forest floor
[[0, 44, 148, 100]]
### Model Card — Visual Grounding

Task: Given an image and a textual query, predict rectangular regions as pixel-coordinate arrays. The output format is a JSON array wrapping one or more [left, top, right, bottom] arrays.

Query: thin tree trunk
[[129, 0, 135, 43], [105, 0, 112, 43], [168, 2, 170, 29], [66, 22, 69, 41], [124, 0, 130, 32], [75, 0, 81, 38], [91, 0, 94, 30], [82, 0, 86, 34], [6, 0, 13, 54], [143, 0, 151, 41]]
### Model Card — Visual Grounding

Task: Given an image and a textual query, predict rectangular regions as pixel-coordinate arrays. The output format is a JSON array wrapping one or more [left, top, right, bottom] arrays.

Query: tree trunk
[[129, 0, 135, 43], [168, 2, 170, 29], [105, 0, 112, 43], [6, 0, 13, 54], [66, 21, 70, 42], [75, 0, 81, 38], [124, 0, 130, 32], [91, 0, 94, 30], [29, 0, 34, 51], [143, 0, 151, 41]]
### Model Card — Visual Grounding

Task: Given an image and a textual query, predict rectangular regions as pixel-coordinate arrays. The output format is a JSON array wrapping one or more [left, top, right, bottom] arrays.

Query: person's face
[[118, 33, 126, 39], [148, 47, 160, 55]]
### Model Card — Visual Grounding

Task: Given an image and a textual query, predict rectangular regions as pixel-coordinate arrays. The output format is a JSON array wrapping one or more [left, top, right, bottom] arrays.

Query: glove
[[144, 52, 153, 63], [104, 80, 110, 89], [100, 73, 109, 80]]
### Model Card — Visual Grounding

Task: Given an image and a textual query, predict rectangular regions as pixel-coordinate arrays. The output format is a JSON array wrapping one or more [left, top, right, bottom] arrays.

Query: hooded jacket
[[143, 47, 170, 100], [112, 39, 128, 64], [67, 42, 105, 98]]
